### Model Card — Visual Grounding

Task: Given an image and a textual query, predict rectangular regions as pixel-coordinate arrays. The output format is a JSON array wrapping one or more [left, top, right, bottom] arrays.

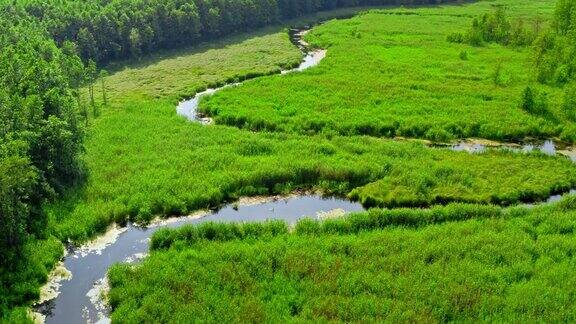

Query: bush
[[520, 86, 549, 116], [452, 6, 539, 48], [492, 61, 505, 86], [521, 86, 536, 112], [447, 32, 465, 43]]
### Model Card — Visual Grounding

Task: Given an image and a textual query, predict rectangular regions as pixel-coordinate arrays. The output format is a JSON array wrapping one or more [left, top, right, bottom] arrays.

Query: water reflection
[[39, 195, 363, 324]]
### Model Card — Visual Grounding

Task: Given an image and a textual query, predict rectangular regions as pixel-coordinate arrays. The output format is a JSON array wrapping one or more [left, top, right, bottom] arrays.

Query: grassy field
[[102, 31, 302, 102], [48, 108, 576, 242], [108, 197, 576, 322], [199, 0, 573, 142], [45, 0, 576, 244]]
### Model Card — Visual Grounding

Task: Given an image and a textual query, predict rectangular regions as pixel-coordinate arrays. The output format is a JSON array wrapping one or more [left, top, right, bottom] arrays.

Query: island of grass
[[199, 0, 574, 142]]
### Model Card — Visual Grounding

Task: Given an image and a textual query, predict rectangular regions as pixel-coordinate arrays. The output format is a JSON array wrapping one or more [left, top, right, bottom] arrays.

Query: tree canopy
[[9, 0, 461, 63]]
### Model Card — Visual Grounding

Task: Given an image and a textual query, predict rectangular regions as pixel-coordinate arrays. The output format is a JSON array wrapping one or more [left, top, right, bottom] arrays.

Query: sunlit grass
[[200, 0, 570, 142], [108, 198, 576, 322], [48, 0, 576, 244]]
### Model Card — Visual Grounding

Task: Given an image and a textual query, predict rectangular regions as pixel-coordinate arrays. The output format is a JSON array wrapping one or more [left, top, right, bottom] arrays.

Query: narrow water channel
[[444, 139, 576, 161], [176, 26, 326, 123], [36, 195, 364, 324], [35, 25, 335, 324]]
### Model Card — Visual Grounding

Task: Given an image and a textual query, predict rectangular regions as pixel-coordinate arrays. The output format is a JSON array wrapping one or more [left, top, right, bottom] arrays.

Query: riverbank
[[107, 195, 576, 322]]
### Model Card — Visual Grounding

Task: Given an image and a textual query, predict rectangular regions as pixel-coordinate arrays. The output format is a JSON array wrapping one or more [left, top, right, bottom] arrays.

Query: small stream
[[36, 195, 364, 324], [36, 25, 332, 324], [439, 139, 576, 162], [176, 26, 326, 123]]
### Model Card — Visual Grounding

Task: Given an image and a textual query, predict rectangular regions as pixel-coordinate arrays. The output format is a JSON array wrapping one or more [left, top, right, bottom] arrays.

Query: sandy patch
[[559, 149, 576, 162], [76, 224, 127, 257], [85, 277, 111, 324], [237, 193, 295, 207], [465, 138, 514, 147], [147, 210, 209, 228], [36, 261, 72, 305], [316, 208, 347, 220], [123, 252, 148, 263], [27, 309, 46, 324]]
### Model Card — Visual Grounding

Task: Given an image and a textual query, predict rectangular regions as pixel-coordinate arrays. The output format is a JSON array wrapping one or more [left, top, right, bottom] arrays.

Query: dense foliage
[[10, 0, 462, 63], [0, 9, 85, 318], [534, 0, 576, 85], [109, 197, 576, 322], [447, 6, 541, 46]]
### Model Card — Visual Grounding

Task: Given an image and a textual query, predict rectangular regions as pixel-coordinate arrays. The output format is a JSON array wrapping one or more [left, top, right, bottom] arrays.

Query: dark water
[[37, 195, 364, 324], [523, 189, 576, 208], [176, 26, 326, 123]]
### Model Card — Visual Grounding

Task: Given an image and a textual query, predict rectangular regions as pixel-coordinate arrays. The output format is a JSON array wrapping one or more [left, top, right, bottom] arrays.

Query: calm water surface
[[38, 195, 364, 324]]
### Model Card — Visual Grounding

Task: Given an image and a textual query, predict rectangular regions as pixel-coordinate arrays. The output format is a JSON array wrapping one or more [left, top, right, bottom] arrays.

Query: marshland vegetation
[[1, 0, 576, 322], [199, 0, 576, 142], [109, 198, 576, 322]]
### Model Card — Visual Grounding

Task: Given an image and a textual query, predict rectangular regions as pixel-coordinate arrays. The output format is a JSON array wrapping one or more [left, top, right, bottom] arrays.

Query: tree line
[[0, 8, 86, 315], [447, 5, 543, 47], [531, 0, 575, 121], [534, 0, 575, 86], [12, 0, 462, 64]]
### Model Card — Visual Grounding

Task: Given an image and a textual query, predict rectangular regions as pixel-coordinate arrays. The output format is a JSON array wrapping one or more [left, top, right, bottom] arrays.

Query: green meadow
[[47, 0, 574, 244], [200, 0, 573, 142]]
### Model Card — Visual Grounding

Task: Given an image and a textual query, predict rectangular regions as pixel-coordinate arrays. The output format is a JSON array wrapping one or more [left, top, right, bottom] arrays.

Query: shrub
[[563, 82, 576, 120], [520, 86, 549, 116], [521, 86, 536, 112], [447, 32, 465, 43], [492, 61, 504, 86]]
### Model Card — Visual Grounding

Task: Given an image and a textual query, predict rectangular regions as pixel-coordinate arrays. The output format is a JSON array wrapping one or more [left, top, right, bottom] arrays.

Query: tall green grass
[[108, 197, 576, 322], [200, 0, 573, 142], [46, 105, 576, 242], [47, 1, 576, 244], [150, 203, 503, 251]]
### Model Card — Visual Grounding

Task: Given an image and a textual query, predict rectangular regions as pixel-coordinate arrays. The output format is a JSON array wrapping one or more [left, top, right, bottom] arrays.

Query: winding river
[[33, 23, 576, 324], [176, 26, 326, 123], [34, 26, 338, 324]]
